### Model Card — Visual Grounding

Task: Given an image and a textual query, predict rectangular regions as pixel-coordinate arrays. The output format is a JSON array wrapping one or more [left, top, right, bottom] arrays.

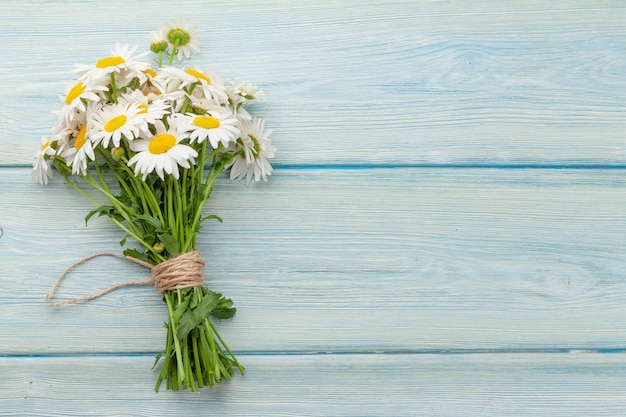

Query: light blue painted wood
[[2, 1, 626, 166], [3, 353, 626, 416], [2, 168, 626, 356], [2, 1, 626, 415]]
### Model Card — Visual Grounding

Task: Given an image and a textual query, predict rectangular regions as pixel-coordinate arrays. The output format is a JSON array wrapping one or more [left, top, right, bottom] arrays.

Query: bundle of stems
[[54, 140, 245, 391], [35, 19, 275, 391]]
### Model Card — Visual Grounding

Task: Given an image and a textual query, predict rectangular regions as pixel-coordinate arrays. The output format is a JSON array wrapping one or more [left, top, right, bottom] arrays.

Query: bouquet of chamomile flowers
[[33, 19, 276, 392]]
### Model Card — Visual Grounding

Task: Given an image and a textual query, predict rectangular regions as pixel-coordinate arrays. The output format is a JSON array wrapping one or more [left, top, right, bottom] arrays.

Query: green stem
[[109, 72, 118, 103], [180, 82, 197, 115], [142, 180, 166, 226], [173, 179, 184, 244], [96, 148, 152, 219], [210, 319, 245, 374], [62, 170, 165, 262], [182, 339, 195, 392], [62, 172, 99, 207], [81, 173, 139, 222], [111, 147, 166, 227], [192, 331, 205, 388], [155, 320, 173, 392], [181, 167, 189, 236], [168, 38, 180, 66], [164, 292, 186, 385], [166, 176, 176, 235], [84, 175, 148, 247], [186, 150, 238, 243], [204, 318, 220, 382], [198, 326, 213, 385], [93, 151, 113, 196]]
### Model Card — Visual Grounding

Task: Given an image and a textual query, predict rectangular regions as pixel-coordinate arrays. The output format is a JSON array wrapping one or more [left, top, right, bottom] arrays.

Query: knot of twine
[[45, 251, 205, 307]]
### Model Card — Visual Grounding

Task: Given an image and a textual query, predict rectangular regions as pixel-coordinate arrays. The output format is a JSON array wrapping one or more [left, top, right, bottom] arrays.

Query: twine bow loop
[[45, 251, 205, 307]]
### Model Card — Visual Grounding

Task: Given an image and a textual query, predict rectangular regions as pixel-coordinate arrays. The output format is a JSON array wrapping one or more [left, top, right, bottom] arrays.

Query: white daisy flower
[[52, 107, 82, 147], [138, 68, 165, 96], [229, 79, 263, 103], [151, 68, 188, 110], [186, 95, 217, 113], [51, 108, 89, 154], [176, 108, 240, 148], [149, 30, 169, 54], [74, 43, 150, 85], [89, 100, 144, 148], [61, 123, 96, 176], [153, 66, 188, 88], [227, 117, 276, 184], [120, 90, 170, 133], [163, 18, 200, 61], [159, 66, 228, 104], [227, 79, 263, 122], [32, 137, 56, 185], [56, 81, 106, 125], [188, 67, 228, 104], [127, 121, 198, 181]]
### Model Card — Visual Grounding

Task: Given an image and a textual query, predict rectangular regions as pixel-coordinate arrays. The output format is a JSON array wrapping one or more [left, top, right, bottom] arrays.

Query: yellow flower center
[[65, 82, 86, 105], [104, 115, 127, 132], [75, 125, 87, 150], [96, 56, 125, 68], [184, 68, 211, 84], [138, 104, 148, 114], [143, 68, 157, 77], [193, 115, 220, 129], [40, 140, 50, 151], [148, 133, 176, 154]]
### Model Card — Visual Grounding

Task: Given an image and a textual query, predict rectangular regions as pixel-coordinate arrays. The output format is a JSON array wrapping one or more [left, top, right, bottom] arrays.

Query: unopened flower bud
[[150, 40, 168, 54], [111, 147, 125, 161], [153, 242, 165, 253], [149, 30, 168, 53]]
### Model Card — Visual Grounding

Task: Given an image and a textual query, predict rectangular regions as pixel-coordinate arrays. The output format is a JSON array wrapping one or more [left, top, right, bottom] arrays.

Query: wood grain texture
[[2, 168, 626, 355], [2, 353, 626, 417], [2, 1, 626, 166], [0, 354, 626, 417], [3, 1, 626, 415]]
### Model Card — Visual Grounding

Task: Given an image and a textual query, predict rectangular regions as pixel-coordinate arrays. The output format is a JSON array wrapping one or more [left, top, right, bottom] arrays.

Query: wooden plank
[[3, 1, 626, 166], [2, 352, 626, 416], [2, 167, 626, 354]]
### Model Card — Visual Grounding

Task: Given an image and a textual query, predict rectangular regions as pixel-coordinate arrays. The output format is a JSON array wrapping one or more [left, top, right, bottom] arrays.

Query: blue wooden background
[[2, 1, 626, 415]]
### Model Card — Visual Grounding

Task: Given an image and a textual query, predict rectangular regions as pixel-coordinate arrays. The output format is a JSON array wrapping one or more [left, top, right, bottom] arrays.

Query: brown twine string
[[152, 251, 205, 293], [45, 251, 205, 307]]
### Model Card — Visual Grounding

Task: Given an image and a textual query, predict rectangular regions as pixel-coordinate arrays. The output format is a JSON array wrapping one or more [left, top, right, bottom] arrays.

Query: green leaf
[[211, 293, 236, 319], [152, 187, 163, 203], [123, 248, 152, 264], [176, 292, 221, 339], [135, 214, 163, 231], [158, 233, 180, 257], [84, 205, 116, 225], [152, 350, 165, 370], [211, 306, 236, 320], [85, 209, 99, 225], [200, 214, 223, 224], [173, 293, 192, 322]]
